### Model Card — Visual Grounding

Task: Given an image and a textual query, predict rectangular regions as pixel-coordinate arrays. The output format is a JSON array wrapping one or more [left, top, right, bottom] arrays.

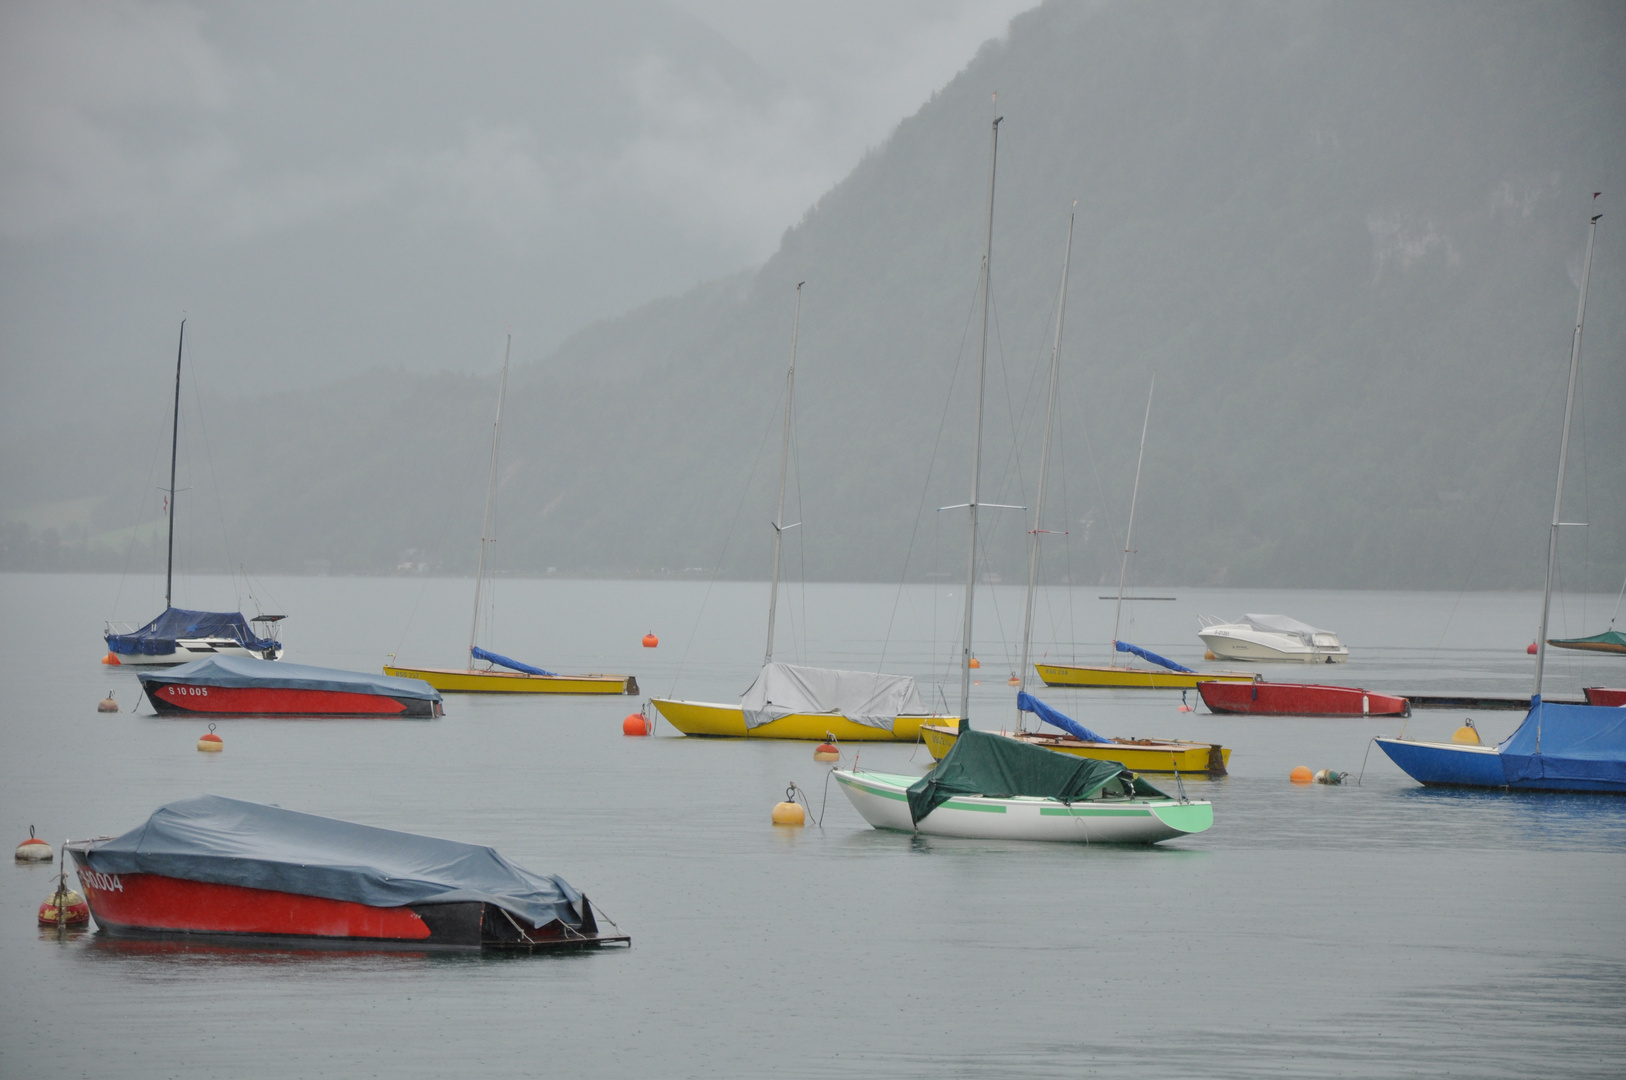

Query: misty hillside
[[6, 0, 1624, 594]]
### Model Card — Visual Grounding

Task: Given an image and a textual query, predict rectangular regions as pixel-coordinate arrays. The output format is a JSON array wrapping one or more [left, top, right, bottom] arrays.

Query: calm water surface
[[3, 573, 1623, 1078]]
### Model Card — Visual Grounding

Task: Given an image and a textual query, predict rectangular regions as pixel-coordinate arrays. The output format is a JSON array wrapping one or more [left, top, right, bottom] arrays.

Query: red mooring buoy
[[1526, 642, 1539, 655]]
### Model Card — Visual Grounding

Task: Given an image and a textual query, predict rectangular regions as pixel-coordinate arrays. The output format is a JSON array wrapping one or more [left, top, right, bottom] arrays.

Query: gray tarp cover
[[138, 656, 441, 701], [1241, 613, 1329, 645], [82, 796, 583, 928], [740, 662, 928, 730]]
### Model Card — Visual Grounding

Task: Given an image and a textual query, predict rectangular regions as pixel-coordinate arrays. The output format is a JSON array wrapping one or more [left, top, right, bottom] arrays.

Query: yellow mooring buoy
[[1452, 719, 1482, 745], [198, 723, 223, 752], [771, 782, 806, 826]]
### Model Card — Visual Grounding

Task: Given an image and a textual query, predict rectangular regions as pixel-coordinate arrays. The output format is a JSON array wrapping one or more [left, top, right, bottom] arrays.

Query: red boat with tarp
[[66, 796, 628, 951], [139, 656, 443, 717], [1197, 679, 1410, 717], [1584, 687, 1626, 707]]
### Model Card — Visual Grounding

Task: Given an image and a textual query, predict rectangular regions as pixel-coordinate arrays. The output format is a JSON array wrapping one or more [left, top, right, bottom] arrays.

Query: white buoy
[[16, 826, 52, 862], [98, 691, 118, 713]]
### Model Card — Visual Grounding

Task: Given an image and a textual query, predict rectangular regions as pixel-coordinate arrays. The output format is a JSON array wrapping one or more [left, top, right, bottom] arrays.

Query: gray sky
[[0, 0, 1035, 424]]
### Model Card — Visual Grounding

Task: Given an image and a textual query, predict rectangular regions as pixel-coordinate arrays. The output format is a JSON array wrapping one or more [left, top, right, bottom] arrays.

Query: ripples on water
[[3, 575, 1624, 1078]]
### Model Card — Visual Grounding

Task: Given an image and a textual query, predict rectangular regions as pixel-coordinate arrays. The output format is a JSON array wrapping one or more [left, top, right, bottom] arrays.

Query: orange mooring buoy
[[101, 652, 120, 665], [1007, 673, 1020, 687], [968, 657, 981, 669], [198, 724, 223, 752], [814, 739, 839, 762], [1290, 765, 1314, 784], [642, 632, 658, 648], [623, 712, 651, 736], [1526, 641, 1538, 654]]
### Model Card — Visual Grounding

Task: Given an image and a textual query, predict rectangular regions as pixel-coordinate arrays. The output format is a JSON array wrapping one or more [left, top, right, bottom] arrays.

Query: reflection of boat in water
[[652, 285, 954, 741], [1197, 614, 1348, 663], [68, 796, 628, 950], [104, 321, 284, 667], [384, 337, 636, 696], [1377, 205, 1626, 795], [1197, 679, 1408, 717], [139, 656, 443, 718]]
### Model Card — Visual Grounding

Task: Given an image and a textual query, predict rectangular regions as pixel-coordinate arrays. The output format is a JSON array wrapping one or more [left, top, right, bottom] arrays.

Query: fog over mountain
[[5, 1, 1624, 597]]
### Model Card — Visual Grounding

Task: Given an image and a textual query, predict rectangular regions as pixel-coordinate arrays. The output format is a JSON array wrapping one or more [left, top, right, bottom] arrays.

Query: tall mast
[[1018, 206, 1075, 712], [164, 319, 185, 611], [1534, 202, 1601, 705], [468, 334, 511, 667], [764, 282, 805, 665], [959, 113, 1002, 731], [1110, 376, 1155, 659]]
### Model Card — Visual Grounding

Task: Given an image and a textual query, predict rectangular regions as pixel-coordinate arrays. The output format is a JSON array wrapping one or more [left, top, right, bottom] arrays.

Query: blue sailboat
[[1375, 201, 1624, 794]]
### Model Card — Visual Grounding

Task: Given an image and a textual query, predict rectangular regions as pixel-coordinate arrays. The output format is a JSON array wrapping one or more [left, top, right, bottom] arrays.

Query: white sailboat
[[833, 115, 1213, 843]]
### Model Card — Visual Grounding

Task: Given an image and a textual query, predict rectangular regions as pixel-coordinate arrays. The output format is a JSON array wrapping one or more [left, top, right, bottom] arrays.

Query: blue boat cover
[[471, 646, 556, 677], [1016, 691, 1113, 743], [1115, 639, 1194, 673], [1498, 698, 1626, 789], [107, 608, 278, 656], [81, 795, 586, 929], [138, 656, 441, 702]]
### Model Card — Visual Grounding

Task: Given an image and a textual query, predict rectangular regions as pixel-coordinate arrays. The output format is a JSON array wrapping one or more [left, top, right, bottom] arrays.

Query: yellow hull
[[383, 665, 637, 695], [650, 698, 954, 742], [919, 724, 1230, 774], [1034, 663, 1254, 689]]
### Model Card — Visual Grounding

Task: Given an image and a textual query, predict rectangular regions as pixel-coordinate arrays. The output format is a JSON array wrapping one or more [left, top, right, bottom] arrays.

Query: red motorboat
[[67, 796, 627, 951], [1584, 687, 1626, 707], [1197, 679, 1410, 717], [138, 656, 443, 718]]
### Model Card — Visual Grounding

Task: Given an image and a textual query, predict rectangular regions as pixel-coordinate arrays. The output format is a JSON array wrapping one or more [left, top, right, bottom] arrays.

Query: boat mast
[[764, 283, 804, 666], [164, 319, 185, 611], [1534, 202, 1602, 705], [468, 335, 511, 667], [1018, 205, 1075, 714], [1110, 376, 1154, 660], [959, 113, 1002, 731]]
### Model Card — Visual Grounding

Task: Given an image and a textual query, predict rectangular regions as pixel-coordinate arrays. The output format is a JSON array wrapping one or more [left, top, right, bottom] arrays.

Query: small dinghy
[[66, 796, 628, 950], [833, 729, 1212, 844], [139, 656, 443, 717], [1197, 679, 1409, 717]]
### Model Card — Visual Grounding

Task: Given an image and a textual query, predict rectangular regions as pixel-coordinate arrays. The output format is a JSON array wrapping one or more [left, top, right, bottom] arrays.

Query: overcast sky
[[0, 0, 1037, 424]]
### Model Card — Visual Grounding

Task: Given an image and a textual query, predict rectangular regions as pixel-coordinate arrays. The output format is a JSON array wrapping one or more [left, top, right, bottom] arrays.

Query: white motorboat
[[1197, 613, 1347, 663]]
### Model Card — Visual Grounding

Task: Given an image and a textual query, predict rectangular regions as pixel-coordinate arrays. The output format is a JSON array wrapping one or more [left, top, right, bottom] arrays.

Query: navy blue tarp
[[1498, 699, 1626, 789], [139, 656, 441, 702], [1016, 691, 1113, 743], [106, 608, 277, 657], [1115, 639, 1194, 673], [82, 796, 586, 929], [471, 646, 556, 677]]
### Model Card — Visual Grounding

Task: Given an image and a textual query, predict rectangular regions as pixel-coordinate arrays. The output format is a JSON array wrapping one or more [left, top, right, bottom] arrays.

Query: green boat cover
[[905, 728, 1168, 824], [1547, 629, 1626, 654]]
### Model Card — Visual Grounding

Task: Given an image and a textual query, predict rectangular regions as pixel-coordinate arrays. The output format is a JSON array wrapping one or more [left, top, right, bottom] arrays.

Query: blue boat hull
[[1376, 699, 1626, 794], [1374, 738, 1510, 788]]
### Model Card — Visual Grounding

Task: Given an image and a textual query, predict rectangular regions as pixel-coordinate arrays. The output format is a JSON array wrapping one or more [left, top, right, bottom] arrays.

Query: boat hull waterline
[[1197, 681, 1409, 717], [384, 665, 637, 695], [833, 770, 1211, 843], [66, 858, 624, 951], [651, 698, 948, 741], [1034, 664, 1255, 690], [918, 724, 1229, 773]]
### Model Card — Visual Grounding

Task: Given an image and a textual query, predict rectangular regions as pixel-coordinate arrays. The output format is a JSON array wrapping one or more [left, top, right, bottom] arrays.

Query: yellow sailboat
[[384, 336, 637, 696], [650, 285, 956, 740], [920, 723, 1229, 774], [1034, 662, 1253, 690]]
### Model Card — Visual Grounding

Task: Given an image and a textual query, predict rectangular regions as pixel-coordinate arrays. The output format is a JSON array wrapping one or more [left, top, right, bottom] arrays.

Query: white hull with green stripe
[[832, 769, 1212, 844]]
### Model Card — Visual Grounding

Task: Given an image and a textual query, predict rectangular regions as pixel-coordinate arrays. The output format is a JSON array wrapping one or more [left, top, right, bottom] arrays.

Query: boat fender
[[101, 651, 120, 665], [1313, 769, 1347, 785], [98, 691, 118, 713], [814, 735, 839, 762], [1452, 719, 1481, 746], [622, 711, 651, 736], [16, 826, 52, 862], [1290, 765, 1313, 784], [771, 782, 806, 826], [197, 723, 223, 752]]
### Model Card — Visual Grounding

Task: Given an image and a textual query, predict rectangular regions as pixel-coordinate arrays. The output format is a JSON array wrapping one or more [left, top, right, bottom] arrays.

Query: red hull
[[1584, 687, 1626, 707], [1197, 680, 1410, 717], [143, 682, 440, 717]]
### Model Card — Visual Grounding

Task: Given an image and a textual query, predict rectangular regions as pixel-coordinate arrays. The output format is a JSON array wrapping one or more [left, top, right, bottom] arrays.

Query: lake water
[[3, 572, 1624, 1078]]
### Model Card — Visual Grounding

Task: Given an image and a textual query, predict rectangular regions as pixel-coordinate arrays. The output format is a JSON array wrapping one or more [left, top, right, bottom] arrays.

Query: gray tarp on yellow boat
[[905, 729, 1168, 824], [739, 662, 928, 730]]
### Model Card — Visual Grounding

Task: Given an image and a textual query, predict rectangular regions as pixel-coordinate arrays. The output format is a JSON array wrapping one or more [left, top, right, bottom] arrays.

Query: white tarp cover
[[740, 662, 928, 731], [1241, 613, 1329, 645]]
